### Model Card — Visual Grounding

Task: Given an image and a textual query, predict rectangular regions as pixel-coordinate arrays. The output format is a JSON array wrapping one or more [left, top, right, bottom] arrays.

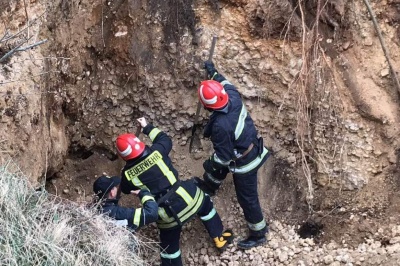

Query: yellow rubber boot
[[213, 229, 234, 252]]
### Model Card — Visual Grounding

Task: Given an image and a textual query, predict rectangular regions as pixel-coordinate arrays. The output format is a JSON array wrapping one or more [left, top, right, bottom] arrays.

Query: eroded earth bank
[[2, 0, 400, 265]]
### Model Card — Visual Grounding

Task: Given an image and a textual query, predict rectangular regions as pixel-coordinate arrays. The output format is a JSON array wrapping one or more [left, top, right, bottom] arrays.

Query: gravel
[[139, 213, 400, 266]]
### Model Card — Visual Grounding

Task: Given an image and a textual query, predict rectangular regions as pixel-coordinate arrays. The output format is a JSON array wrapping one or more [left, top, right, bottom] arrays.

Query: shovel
[[189, 35, 218, 153], [135, 124, 142, 137]]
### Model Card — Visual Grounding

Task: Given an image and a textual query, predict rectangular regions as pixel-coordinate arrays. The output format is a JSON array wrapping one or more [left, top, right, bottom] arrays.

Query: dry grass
[[0, 160, 151, 266]]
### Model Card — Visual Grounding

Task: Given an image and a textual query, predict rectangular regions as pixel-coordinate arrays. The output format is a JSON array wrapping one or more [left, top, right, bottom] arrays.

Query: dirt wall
[[1, 0, 400, 246], [0, 0, 68, 185]]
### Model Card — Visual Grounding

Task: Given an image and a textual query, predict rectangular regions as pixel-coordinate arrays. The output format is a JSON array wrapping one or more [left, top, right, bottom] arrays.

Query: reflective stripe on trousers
[[159, 227, 183, 266], [233, 170, 267, 235], [160, 250, 181, 260], [248, 219, 267, 231], [159, 194, 224, 266]]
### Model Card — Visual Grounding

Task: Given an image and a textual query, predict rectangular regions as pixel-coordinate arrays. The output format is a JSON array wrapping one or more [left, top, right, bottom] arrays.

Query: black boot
[[237, 235, 266, 250]]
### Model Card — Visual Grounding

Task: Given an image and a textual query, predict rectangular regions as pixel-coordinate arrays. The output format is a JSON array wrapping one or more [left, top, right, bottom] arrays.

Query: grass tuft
[[0, 161, 150, 266]]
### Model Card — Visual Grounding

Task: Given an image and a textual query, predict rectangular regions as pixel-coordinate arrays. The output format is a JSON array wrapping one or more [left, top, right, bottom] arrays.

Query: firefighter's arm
[[204, 61, 236, 92], [199, 126, 231, 194], [131, 189, 158, 229], [137, 118, 171, 155], [142, 123, 173, 155], [210, 124, 234, 167], [113, 190, 158, 230], [196, 124, 232, 195]]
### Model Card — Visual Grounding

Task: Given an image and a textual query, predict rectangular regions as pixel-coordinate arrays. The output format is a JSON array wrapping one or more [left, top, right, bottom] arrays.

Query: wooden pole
[[362, 0, 400, 94]]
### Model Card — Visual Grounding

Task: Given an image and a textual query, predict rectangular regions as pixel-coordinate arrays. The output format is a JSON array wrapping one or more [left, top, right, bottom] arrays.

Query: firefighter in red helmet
[[198, 80, 229, 110], [116, 117, 233, 266], [116, 134, 145, 160], [195, 61, 271, 250]]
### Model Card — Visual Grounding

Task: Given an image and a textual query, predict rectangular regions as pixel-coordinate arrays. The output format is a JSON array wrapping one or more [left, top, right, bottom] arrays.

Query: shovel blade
[[189, 133, 201, 153]]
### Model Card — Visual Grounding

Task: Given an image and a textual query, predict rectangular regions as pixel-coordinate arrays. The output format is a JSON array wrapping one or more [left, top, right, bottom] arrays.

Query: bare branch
[[0, 12, 46, 43], [1, 27, 28, 43], [16, 39, 48, 52], [0, 30, 9, 43], [0, 38, 31, 63], [0, 39, 47, 63]]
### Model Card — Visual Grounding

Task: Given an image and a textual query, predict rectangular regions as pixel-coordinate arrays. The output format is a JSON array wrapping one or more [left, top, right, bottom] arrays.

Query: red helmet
[[198, 80, 229, 110], [116, 133, 145, 160]]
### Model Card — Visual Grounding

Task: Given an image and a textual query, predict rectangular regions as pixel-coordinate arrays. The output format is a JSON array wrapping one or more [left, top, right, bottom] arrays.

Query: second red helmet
[[198, 80, 229, 110], [115, 133, 145, 160]]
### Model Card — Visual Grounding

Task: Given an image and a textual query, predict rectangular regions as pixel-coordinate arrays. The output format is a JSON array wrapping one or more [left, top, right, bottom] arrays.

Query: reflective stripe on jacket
[[203, 74, 270, 174], [100, 191, 158, 230], [120, 125, 205, 230], [120, 126, 179, 196]]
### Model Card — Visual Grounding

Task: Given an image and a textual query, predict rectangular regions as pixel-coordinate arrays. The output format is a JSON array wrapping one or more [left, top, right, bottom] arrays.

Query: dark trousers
[[159, 194, 223, 266], [233, 170, 267, 236]]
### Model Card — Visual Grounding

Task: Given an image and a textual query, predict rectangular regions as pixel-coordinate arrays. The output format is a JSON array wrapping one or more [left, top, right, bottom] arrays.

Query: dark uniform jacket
[[100, 189, 158, 230], [204, 73, 270, 175], [120, 124, 204, 230]]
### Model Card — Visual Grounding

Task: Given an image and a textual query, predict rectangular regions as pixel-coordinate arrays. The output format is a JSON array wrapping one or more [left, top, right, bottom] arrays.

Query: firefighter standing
[[115, 117, 233, 266], [194, 61, 270, 249], [93, 175, 158, 230]]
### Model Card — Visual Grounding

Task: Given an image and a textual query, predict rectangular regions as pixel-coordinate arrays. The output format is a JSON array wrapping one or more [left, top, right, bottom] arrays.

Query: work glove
[[193, 176, 217, 196], [137, 117, 148, 128], [203, 158, 229, 180], [204, 60, 217, 79]]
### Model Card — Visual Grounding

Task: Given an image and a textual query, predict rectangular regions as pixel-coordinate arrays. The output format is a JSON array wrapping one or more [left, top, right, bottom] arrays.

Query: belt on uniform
[[233, 143, 254, 161], [157, 180, 182, 227]]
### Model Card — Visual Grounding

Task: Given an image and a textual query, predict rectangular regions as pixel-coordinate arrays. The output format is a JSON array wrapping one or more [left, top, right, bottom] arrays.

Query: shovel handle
[[204, 35, 218, 81], [135, 125, 142, 137], [189, 35, 218, 153], [208, 36, 218, 62]]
